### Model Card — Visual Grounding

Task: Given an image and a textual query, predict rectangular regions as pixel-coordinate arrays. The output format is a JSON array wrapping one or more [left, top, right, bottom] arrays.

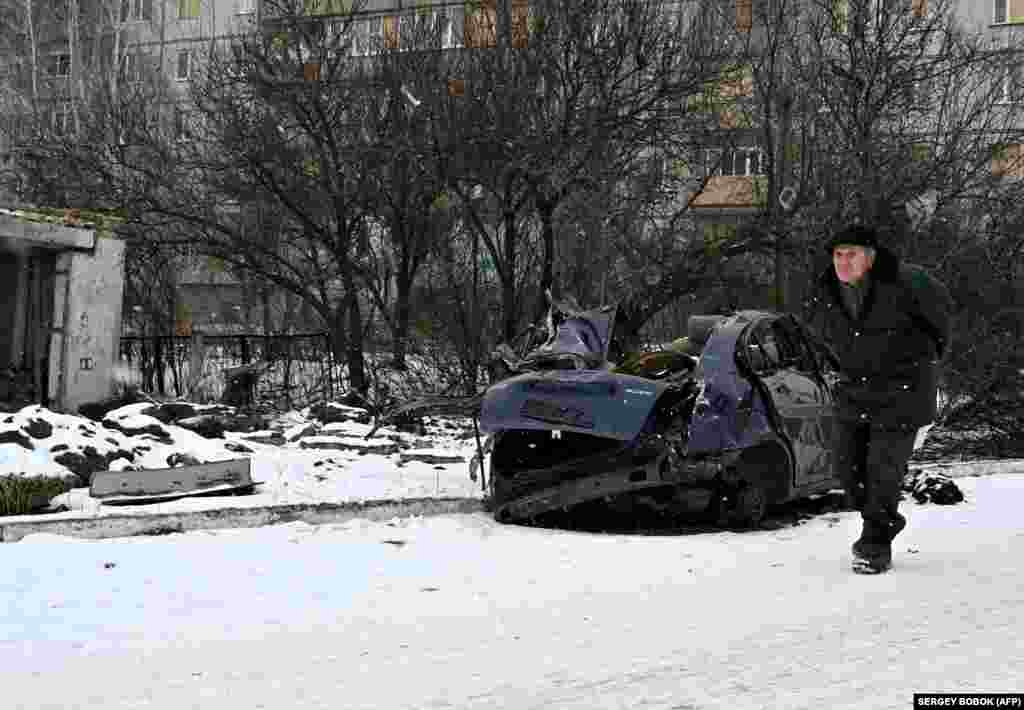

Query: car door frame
[[738, 315, 835, 493]]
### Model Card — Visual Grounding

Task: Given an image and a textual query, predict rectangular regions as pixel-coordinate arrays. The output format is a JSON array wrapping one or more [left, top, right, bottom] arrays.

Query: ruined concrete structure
[[0, 209, 125, 413]]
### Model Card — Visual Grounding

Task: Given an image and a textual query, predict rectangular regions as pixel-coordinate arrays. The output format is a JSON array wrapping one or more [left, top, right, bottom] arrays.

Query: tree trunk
[[25, 0, 38, 107], [68, 0, 78, 132], [340, 262, 368, 397], [329, 305, 348, 362], [391, 265, 411, 371], [345, 293, 368, 397], [501, 209, 518, 342], [536, 199, 556, 321]]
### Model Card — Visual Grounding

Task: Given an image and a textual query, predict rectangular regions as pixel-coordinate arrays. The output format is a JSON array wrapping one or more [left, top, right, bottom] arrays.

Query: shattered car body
[[478, 301, 842, 526]]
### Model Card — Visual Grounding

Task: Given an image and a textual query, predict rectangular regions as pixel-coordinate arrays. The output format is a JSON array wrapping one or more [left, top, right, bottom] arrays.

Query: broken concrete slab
[[90, 458, 254, 502]]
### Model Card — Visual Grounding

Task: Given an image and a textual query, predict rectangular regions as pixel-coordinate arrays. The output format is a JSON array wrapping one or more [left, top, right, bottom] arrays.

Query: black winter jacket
[[802, 247, 953, 428]]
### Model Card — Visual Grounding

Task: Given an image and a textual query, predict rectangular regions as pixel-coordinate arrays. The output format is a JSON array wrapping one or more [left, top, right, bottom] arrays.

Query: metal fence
[[118, 332, 335, 409]]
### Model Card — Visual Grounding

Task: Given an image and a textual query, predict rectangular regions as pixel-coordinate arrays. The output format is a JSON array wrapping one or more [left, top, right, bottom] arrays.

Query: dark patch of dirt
[[176, 415, 226, 439], [298, 440, 401, 456], [77, 393, 145, 422], [23, 418, 53, 439], [166, 452, 202, 468], [397, 453, 465, 466], [309, 402, 370, 425], [518, 490, 853, 536], [0, 430, 33, 449], [53, 446, 134, 486], [103, 419, 173, 444], [141, 402, 200, 423]]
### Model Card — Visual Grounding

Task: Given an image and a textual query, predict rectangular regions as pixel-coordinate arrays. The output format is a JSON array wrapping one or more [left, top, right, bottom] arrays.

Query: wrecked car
[[473, 301, 842, 526]]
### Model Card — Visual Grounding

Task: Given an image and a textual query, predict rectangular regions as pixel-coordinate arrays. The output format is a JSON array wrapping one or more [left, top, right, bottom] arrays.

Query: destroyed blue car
[[475, 302, 842, 526]]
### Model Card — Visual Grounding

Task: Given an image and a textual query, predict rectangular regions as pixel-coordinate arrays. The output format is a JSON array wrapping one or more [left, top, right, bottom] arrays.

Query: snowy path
[[2, 474, 1022, 710]]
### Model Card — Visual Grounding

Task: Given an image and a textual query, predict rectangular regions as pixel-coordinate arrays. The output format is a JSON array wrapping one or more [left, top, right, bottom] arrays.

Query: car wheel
[[723, 481, 768, 528]]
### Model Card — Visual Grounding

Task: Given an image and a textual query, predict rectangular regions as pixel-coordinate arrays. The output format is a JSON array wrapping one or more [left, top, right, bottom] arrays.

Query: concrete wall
[[52, 235, 126, 412]]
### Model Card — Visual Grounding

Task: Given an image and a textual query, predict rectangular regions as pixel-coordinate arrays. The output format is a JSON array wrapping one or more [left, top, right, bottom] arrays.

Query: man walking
[[803, 224, 952, 573]]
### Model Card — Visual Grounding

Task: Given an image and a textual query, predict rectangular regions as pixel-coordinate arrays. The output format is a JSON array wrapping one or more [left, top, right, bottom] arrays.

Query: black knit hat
[[827, 224, 879, 251]]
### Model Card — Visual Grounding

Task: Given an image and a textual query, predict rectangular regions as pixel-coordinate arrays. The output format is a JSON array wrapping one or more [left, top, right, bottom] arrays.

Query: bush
[[0, 475, 76, 517]]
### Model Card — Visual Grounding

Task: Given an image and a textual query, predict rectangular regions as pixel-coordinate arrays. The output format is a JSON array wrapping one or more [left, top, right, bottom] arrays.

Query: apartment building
[[1, 0, 1016, 331]]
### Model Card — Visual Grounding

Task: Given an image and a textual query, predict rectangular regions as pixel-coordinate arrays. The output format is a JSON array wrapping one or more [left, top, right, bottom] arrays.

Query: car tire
[[721, 480, 768, 528]]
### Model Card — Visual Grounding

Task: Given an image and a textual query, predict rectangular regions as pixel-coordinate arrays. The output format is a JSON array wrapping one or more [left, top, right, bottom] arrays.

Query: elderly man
[[803, 224, 952, 574]]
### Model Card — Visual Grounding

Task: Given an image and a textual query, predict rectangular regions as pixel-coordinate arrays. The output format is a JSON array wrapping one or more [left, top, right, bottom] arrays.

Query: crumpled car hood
[[480, 369, 670, 441]]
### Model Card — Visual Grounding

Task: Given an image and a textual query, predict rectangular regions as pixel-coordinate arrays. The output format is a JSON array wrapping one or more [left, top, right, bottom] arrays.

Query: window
[[236, 0, 254, 14], [120, 51, 141, 82], [705, 147, 765, 177], [438, 9, 458, 48], [465, 1, 496, 48], [831, 0, 849, 34], [736, 0, 752, 33], [991, 142, 1024, 177], [464, 0, 529, 49], [173, 106, 194, 141], [402, 8, 459, 49], [352, 16, 383, 55], [178, 0, 200, 20], [745, 322, 782, 373], [992, 0, 1024, 23], [702, 222, 738, 245], [511, 0, 529, 48], [304, 0, 350, 16], [121, 0, 153, 22], [383, 14, 401, 49], [909, 143, 931, 162], [745, 320, 813, 374], [47, 53, 71, 77], [51, 104, 72, 135], [176, 49, 192, 81]]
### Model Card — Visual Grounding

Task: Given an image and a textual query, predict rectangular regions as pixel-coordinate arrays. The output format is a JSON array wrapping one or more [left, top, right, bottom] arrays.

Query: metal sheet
[[90, 458, 254, 501], [480, 370, 669, 441]]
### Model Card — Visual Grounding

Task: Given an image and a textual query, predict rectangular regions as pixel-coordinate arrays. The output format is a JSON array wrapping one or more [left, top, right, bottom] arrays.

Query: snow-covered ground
[[1, 473, 1022, 709], [1, 403, 1023, 708], [0, 403, 484, 525]]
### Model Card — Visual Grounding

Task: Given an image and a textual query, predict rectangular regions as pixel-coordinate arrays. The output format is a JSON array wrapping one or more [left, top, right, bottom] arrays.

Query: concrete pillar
[[10, 251, 28, 368]]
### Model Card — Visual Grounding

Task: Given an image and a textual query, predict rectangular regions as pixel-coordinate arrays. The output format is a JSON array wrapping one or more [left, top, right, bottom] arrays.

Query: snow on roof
[[0, 206, 125, 234]]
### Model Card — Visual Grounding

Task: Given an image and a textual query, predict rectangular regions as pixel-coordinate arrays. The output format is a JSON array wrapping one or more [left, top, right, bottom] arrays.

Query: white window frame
[[175, 48, 192, 81], [178, 0, 200, 21], [173, 106, 193, 142], [47, 53, 71, 77], [705, 147, 765, 177], [121, 51, 141, 83], [51, 104, 73, 134], [352, 16, 384, 56], [995, 0, 1008, 24], [121, 0, 153, 22], [404, 8, 459, 50], [434, 8, 459, 49]]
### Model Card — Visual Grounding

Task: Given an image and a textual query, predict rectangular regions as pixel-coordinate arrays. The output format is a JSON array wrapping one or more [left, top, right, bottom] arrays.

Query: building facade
[[0, 209, 125, 412]]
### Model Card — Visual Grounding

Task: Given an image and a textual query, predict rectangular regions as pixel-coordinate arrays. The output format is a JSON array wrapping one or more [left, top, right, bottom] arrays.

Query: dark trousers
[[833, 421, 916, 542]]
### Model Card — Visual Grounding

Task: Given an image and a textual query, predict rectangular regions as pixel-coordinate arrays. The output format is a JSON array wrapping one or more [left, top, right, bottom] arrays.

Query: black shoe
[[887, 512, 906, 542], [851, 541, 892, 574]]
